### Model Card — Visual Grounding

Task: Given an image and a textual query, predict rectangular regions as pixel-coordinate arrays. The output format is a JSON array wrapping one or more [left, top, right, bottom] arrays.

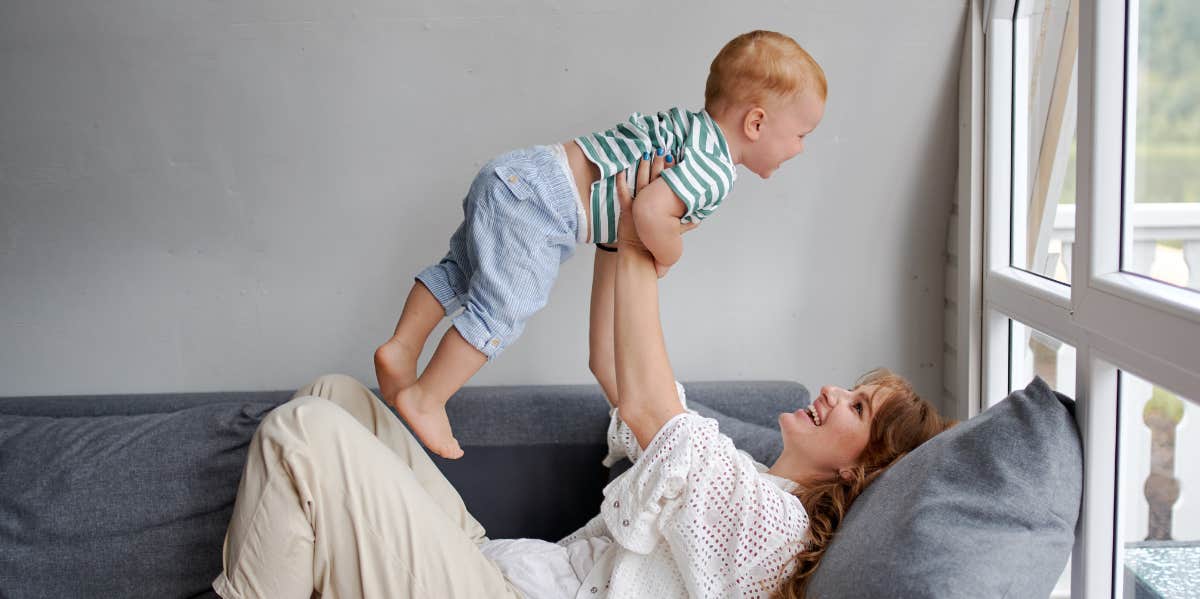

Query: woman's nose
[[820, 386, 846, 405]]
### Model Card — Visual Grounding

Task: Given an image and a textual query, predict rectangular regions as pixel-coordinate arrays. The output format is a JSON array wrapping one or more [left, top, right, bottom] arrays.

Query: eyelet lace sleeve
[[603, 381, 690, 467], [599, 412, 811, 597]]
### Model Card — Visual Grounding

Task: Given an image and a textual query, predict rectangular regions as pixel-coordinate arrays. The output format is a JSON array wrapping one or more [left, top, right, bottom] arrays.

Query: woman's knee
[[259, 395, 356, 440], [300, 373, 365, 398]]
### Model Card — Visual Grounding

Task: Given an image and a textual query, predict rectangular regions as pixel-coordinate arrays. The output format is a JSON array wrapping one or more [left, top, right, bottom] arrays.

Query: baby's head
[[705, 31, 827, 179]]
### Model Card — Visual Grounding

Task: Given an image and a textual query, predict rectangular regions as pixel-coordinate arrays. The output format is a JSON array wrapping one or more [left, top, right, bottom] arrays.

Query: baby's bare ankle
[[381, 335, 422, 358], [397, 384, 446, 411]]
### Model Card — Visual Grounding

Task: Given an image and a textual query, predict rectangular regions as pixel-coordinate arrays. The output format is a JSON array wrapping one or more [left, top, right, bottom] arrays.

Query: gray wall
[[0, 0, 966, 408]]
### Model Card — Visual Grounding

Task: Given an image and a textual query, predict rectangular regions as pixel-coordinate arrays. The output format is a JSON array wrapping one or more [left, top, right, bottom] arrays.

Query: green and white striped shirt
[[574, 107, 737, 244]]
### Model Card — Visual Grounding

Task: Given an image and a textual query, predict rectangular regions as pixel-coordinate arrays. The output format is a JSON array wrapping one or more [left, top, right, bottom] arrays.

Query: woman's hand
[[615, 151, 698, 278]]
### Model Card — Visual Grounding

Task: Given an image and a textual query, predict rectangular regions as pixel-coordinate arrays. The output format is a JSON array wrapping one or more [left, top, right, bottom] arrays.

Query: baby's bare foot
[[374, 339, 418, 406], [392, 385, 464, 459]]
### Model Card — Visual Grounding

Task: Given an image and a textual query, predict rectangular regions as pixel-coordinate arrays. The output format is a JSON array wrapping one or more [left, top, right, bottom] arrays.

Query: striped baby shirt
[[574, 108, 738, 244]]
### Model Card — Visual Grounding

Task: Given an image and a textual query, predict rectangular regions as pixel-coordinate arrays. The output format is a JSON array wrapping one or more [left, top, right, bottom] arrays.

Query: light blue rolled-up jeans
[[416, 144, 582, 361]]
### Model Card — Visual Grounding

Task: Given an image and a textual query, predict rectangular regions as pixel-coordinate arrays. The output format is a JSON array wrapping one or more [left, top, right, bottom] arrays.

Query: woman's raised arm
[[612, 158, 688, 449]]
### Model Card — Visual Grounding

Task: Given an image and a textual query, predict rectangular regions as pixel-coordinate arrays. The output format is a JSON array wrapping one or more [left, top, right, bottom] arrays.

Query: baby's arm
[[630, 178, 688, 267]]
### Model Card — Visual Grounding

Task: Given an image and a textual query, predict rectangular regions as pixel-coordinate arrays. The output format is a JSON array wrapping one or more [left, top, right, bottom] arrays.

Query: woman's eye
[[854, 402, 864, 415]]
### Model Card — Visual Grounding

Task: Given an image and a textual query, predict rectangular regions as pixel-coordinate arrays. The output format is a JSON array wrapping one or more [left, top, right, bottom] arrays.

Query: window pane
[[1124, 0, 1200, 292], [1012, 0, 1076, 286], [1117, 372, 1200, 596], [1004, 319, 1076, 598], [1004, 319, 1077, 401]]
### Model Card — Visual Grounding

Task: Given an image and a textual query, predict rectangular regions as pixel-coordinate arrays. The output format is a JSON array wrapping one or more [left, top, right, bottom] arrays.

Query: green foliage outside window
[[1058, 0, 1200, 209]]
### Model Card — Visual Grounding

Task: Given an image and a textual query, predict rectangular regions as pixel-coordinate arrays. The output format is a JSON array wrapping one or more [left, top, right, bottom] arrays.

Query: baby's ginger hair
[[705, 30, 827, 117]]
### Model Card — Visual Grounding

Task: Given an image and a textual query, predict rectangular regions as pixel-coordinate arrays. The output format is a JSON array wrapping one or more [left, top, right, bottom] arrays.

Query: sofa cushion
[[0, 402, 275, 599], [806, 376, 1082, 599]]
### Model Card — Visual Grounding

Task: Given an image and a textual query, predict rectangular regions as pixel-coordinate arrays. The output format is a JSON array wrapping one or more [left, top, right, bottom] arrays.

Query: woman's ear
[[743, 107, 766, 141]]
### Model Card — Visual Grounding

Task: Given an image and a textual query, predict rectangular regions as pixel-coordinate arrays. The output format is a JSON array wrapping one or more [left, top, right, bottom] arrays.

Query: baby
[[375, 30, 827, 458]]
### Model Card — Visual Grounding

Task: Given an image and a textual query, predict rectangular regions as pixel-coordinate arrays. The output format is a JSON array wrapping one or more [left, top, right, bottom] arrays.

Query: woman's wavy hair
[[773, 368, 955, 599]]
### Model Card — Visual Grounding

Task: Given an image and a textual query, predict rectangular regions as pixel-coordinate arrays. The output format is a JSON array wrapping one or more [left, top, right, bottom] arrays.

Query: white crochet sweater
[[483, 384, 810, 599]]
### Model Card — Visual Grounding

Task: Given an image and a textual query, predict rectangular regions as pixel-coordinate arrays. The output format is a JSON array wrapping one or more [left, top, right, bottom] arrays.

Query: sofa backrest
[[0, 380, 806, 599]]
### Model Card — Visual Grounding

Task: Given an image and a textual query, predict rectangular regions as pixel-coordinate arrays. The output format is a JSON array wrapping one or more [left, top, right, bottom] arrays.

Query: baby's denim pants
[[416, 145, 581, 360]]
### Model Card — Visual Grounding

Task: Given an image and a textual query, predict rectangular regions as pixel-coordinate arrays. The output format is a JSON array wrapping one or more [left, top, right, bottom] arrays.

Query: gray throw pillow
[[806, 376, 1082, 598], [0, 402, 274, 599]]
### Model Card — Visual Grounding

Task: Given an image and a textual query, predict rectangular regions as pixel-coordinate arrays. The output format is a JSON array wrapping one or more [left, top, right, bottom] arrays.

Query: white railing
[[1047, 202, 1200, 288]]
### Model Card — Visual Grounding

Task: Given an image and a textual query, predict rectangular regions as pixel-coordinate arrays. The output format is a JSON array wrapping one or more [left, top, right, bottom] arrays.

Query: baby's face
[[744, 91, 825, 179]]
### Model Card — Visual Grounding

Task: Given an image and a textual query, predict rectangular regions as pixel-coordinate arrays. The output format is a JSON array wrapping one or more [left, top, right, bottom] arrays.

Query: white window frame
[[980, 0, 1200, 597]]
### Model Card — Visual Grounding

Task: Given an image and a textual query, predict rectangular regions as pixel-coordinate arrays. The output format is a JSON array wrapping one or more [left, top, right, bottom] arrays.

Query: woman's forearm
[[588, 250, 619, 408], [613, 241, 686, 448]]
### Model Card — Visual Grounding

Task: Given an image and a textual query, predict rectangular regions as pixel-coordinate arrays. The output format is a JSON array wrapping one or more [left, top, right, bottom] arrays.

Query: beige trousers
[[212, 374, 521, 599]]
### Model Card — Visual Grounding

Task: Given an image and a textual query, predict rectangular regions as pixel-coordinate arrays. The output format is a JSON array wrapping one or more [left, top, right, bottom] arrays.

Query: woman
[[212, 155, 950, 599]]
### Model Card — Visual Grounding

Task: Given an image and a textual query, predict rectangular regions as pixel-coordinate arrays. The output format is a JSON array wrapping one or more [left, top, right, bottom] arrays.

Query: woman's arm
[[613, 158, 687, 449], [588, 248, 619, 409], [591, 154, 697, 413]]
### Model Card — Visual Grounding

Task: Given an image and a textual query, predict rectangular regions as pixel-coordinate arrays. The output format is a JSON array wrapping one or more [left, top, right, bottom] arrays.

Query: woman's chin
[[778, 411, 801, 430]]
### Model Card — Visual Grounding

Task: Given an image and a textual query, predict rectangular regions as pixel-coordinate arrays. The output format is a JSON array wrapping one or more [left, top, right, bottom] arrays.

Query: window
[[1011, 0, 1076, 286], [1122, 1, 1200, 292], [978, 0, 1200, 597], [1003, 318, 1077, 406], [1116, 372, 1199, 596]]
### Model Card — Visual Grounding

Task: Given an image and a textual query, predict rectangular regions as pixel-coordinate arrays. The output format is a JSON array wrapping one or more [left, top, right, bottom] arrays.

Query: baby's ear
[[743, 106, 767, 140]]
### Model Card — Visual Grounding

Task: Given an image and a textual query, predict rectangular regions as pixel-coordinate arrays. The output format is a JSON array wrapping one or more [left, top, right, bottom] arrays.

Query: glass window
[[1123, 0, 1200, 292], [1012, 0, 1076, 286], [1003, 319, 1077, 403], [1117, 371, 1200, 596]]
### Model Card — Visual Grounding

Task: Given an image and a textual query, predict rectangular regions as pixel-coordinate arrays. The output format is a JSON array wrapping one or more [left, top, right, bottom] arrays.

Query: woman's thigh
[[216, 397, 518, 599], [292, 373, 488, 542]]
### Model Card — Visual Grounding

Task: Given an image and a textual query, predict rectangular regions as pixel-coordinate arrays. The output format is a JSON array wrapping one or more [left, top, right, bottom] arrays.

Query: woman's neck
[[766, 454, 825, 488]]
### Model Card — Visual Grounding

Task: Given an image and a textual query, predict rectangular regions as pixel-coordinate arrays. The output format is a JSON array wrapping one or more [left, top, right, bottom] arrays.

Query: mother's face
[[777, 384, 889, 479]]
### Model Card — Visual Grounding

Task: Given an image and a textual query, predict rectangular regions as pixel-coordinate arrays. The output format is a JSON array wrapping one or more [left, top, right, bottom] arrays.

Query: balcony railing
[[1047, 202, 1200, 288]]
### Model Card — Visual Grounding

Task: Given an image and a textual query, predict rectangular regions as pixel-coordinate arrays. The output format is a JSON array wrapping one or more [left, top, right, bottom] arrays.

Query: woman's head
[[773, 369, 943, 484], [772, 368, 953, 599]]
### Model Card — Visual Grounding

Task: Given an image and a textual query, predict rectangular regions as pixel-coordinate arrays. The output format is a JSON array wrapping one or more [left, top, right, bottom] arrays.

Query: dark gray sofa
[[0, 380, 805, 599]]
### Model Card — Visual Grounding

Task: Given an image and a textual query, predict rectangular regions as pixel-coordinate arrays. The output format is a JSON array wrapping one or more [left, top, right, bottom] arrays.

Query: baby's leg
[[375, 281, 443, 408], [394, 149, 573, 459], [392, 327, 486, 459]]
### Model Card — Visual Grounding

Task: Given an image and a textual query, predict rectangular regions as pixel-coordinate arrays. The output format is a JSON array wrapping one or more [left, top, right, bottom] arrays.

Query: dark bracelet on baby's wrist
[[596, 244, 618, 253]]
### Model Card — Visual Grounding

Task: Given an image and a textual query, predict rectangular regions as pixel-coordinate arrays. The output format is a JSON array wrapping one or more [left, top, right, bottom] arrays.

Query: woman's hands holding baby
[[614, 150, 699, 278]]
